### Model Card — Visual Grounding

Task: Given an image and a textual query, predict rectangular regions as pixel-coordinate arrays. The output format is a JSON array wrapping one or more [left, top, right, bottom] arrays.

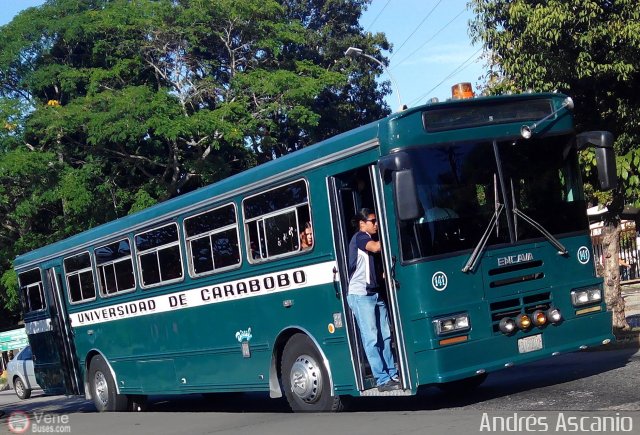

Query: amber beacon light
[[451, 82, 474, 99]]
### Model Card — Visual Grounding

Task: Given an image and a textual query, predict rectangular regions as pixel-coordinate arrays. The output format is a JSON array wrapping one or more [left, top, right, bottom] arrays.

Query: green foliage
[[0, 0, 390, 317], [0, 269, 19, 311]]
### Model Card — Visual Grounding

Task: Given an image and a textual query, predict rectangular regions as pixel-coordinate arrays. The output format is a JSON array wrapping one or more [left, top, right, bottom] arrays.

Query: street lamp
[[344, 46, 405, 112]]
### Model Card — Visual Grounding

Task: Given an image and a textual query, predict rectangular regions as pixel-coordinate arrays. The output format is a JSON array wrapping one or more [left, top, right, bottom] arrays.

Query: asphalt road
[[1, 346, 639, 434]]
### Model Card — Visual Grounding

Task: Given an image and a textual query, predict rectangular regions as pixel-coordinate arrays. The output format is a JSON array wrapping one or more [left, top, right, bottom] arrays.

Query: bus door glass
[[43, 266, 83, 395]]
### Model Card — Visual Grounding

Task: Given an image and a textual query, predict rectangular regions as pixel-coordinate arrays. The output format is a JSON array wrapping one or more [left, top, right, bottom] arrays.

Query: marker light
[[516, 313, 532, 330], [451, 82, 474, 99], [499, 317, 517, 334], [546, 307, 562, 324], [532, 310, 547, 327], [571, 287, 602, 307]]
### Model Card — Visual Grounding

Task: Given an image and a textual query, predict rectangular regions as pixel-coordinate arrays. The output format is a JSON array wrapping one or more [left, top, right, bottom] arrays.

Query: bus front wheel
[[89, 355, 128, 412], [281, 333, 344, 412]]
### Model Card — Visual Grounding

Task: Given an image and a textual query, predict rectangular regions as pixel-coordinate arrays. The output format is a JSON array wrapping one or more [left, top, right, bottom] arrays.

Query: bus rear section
[[18, 265, 82, 397]]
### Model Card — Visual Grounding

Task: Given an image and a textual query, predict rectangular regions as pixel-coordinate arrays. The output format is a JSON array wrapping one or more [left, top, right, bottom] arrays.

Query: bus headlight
[[433, 313, 470, 336], [571, 287, 602, 307]]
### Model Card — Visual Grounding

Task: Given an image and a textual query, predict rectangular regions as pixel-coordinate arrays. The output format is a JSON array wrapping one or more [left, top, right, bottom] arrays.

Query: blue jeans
[[347, 293, 398, 386]]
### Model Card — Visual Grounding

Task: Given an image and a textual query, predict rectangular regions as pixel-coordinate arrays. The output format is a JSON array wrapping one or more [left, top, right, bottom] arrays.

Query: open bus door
[[328, 175, 367, 390], [328, 165, 407, 392], [39, 266, 83, 396]]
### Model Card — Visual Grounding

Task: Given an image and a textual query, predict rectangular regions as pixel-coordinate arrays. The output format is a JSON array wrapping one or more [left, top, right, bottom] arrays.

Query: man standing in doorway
[[347, 208, 399, 392]]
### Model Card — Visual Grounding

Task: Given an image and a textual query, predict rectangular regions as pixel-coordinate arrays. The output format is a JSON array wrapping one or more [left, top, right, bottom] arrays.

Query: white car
[[7, 346, 40, 399]]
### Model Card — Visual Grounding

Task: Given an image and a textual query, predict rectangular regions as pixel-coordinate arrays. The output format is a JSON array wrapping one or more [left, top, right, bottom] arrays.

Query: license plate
[[518, 334, 543, 353]]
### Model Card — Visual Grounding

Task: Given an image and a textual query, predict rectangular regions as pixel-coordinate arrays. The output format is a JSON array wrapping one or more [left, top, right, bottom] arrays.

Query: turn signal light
[[532, 310, 547, 327], [516, 313, 532, 330]]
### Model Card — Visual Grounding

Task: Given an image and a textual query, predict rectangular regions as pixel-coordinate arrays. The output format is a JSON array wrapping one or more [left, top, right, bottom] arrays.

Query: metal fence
[[591, 220, 639, 282]]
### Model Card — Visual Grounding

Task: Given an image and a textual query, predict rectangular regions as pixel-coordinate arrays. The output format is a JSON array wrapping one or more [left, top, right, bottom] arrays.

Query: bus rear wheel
[[281, 333, 344, 412], [89, 355, 128, 412]]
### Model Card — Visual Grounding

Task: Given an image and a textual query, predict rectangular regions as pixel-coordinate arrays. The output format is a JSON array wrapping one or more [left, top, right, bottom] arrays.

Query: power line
[[391, 8, 466, 71], [410, 47, 483, 106], [364, 0, 392, 32], [389, 0, 443, 61]]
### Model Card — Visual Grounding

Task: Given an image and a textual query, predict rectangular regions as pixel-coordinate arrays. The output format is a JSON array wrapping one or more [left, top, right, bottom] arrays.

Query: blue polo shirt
[[347, 231, 378, 295]]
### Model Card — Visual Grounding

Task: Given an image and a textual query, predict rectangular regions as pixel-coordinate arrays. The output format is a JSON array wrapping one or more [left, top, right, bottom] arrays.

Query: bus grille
[[489, 292, 553, 334], [488, 260, 544, 288]]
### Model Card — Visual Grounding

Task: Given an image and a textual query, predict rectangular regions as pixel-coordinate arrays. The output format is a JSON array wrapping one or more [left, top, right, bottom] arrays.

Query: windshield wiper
[[462, 203, 504, 273], [510, 179, 568, 255], [512, 208, 568, 255]]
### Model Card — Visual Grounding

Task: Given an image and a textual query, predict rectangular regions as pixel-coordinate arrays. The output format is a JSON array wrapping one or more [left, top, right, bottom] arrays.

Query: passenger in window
[[346, 208, 399, 392], [300, 222, 313, 250], [250, 241, 260, 260]]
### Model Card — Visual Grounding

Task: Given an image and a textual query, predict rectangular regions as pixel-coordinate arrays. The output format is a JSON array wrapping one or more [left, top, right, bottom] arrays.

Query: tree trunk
[[601, 221, 630, 330]]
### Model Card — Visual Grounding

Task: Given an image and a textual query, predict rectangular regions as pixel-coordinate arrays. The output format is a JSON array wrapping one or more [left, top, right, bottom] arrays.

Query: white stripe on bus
[[68, 261, 337, 327]]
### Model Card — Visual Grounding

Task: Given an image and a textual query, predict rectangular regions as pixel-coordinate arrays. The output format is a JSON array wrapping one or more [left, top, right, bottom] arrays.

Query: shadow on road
[[147, 347, 638, 413]]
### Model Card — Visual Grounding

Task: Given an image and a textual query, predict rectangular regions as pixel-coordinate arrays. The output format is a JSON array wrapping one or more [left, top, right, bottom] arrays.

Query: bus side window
[[94, 238, 136, 296], [134, 223, 184, 288], [183, 203, 241, 277], [243, 179, 312, 262], [63, 252, 97, 303]]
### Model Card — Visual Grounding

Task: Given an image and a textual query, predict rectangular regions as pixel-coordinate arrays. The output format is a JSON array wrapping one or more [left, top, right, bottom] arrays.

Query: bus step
[[360, 387, 412, 397]]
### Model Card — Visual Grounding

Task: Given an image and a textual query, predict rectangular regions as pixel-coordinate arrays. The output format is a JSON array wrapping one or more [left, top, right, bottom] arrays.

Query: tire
[[14, 377, 31, 400], [437, 373, 488, 394], [281, 333, 344, 412], [89, 355, 128, 412]]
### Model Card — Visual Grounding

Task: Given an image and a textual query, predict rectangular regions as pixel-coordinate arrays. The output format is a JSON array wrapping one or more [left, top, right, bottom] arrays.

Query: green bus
[[14, 90, 617, 412]]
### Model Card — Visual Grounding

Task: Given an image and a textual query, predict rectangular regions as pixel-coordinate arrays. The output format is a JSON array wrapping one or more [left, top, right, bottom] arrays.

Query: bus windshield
[[398, 134, 588, 261]]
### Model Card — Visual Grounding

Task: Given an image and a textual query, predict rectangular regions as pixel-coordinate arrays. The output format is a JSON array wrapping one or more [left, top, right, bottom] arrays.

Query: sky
[[0, 0, 487, 110], [360, 0, 486, 109]]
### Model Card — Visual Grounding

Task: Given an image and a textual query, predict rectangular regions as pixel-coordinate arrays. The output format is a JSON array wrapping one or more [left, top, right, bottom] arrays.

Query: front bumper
[[412, 310, 614, 386]]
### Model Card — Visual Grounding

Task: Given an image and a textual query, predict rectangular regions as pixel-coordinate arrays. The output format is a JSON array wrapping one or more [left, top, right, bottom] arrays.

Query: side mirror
[[379, 153, 421, 221], [392, 170, 421, 221], [595, 147, 617, 191], [577, 131, 617, 191]]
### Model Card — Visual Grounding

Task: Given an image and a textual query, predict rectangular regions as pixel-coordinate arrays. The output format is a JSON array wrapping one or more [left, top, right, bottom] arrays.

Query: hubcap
[[15, 380, 24, 396], [94, 371, 109, 407], [290, 354, 322, 403]]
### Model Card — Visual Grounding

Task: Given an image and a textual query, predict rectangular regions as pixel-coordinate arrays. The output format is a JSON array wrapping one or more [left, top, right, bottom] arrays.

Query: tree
[[0, 0, 391, 318], [469, 0, 640, 329]]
